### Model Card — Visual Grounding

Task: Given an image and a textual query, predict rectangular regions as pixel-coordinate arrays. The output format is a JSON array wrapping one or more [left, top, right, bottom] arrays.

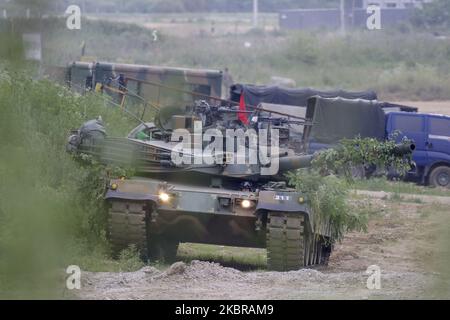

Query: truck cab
[[386, 112, 450, 188]]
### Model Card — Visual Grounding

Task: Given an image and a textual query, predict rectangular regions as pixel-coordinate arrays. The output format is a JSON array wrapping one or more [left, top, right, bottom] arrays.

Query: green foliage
[[311, 136, 413, 180], [118, 245, 145, 272], [288, 137, 414, 242], [288, 170, 370, 242], [354, 178, 450, 197], [35, 0, 339, 13], [412, 0, 450, 29], [0, 32, 24, 65], [285, 34, 319, 65], [0, 70, 135, 298], [178, 243, 266, 270]]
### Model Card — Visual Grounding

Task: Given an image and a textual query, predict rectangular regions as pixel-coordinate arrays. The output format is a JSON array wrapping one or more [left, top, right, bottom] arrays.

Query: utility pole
[[253, 0, 258, 28], [340, 0, 346, 35]]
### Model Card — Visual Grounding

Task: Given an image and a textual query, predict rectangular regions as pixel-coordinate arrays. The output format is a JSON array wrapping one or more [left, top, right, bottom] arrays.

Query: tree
[[412, 0, 450, 29]]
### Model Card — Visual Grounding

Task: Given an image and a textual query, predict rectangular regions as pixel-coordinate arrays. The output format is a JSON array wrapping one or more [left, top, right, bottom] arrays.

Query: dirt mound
[[182, 260, 245, 281], [165, 262, 187, 276]]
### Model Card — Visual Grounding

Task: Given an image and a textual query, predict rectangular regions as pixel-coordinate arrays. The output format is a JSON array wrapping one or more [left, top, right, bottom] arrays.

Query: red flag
[[238, 93, 249, 125]]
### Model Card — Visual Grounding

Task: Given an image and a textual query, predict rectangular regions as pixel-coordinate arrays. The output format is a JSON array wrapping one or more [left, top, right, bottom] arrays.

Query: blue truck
[[230, 84, 449, 188], [387, 112, 450, 188], [307, 98, 450, 188]]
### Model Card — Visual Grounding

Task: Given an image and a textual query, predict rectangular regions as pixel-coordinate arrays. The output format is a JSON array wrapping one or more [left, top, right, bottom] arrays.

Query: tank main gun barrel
[[278, 155, 314, 172], [393, 143, 416, 156], [277, 143, 414, 173]]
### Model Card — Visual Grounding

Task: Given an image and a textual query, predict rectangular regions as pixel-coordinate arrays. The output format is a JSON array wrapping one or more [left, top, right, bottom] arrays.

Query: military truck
[[66, 61, 223, 120]]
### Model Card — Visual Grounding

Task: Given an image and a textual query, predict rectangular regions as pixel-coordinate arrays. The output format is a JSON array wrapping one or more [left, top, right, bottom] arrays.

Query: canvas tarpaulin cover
[[379, 102, 418, 113], [308, 97, 386, 144], [230, 84, 378, 108]]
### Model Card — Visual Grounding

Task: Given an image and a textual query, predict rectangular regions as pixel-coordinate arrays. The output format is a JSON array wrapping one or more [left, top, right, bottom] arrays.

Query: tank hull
[[105, 177, 332, 271]]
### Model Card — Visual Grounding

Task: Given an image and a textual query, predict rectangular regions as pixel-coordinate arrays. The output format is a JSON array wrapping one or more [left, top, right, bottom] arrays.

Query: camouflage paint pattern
[[67, 61, 223, 121], [66, 61, 95, 93], [105, 176, 320, 237]]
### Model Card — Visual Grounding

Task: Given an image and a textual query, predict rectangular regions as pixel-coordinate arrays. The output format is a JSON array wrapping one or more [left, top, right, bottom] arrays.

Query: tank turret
[[67, 100, 415, 184]]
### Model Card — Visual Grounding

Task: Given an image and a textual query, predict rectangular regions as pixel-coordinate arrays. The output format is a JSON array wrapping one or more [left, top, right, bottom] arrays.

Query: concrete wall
[[354, 7, 415, 27], [279, 7, 416, 30], [280, 9, 341, 30], [362, 0, 432, 9]]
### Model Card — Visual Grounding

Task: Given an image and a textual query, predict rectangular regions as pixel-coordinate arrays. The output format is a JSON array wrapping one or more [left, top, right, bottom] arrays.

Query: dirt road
[[77, 195, 449, 300]]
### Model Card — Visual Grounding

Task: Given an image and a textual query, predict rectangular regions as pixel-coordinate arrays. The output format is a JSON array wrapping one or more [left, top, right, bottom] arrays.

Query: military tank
[[67, 98, 413, 271]]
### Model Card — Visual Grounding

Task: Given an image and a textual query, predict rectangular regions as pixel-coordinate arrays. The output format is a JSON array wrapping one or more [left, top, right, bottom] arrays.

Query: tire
[[429, 166, 450, 189]]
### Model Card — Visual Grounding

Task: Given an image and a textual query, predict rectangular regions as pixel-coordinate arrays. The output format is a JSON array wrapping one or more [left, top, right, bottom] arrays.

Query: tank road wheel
[[429, 166, 450, 189], [108, 201, 149, 261], [149, 239, 180, 263], [320, 240, 332, 265], [266, 212, 306, 271]]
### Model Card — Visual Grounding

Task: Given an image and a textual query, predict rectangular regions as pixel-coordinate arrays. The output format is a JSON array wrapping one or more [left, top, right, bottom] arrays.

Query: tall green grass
[[23, 17, 450, 100], [0, 70, 136, 298], [354, 178, 450, 197]]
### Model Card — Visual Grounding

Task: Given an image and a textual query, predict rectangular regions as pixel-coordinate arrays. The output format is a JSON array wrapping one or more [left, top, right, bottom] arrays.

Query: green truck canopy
[[307, 96, 386, 144]]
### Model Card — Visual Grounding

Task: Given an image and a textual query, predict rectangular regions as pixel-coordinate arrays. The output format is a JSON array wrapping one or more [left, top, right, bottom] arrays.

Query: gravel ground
[[79, 261, 437, 300], [77, 196, 449, 300]]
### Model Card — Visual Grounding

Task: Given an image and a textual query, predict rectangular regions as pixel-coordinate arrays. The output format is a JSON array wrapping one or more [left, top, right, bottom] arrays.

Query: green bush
[[287, 137, 414, 242], [118, 245, 145, 272], [0, 71, 135, 298], [311, 136, 413, 179], [412, 0, 450, 30], [288, 170, 370, 242]]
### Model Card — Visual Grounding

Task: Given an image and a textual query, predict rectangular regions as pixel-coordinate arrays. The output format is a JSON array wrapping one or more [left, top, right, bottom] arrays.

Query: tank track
[[266, 212, 331, 271], [149, 239, 180, 263], [108, 201, 148, 260]]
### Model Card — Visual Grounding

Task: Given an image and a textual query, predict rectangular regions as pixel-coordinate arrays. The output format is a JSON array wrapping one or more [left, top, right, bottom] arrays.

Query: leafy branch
[[288, 136, 414, 242], [311, 135, 413, 181]]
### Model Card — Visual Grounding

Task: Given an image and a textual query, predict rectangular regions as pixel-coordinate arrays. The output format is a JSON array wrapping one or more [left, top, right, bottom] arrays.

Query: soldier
[[223, 67, 234, 100]]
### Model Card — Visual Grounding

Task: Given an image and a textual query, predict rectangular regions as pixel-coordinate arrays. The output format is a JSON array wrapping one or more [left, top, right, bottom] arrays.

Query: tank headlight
[[158, 192, 170, 203], [298, 197, 305, 204], [241, 199, 252, 209], [110, 183, 118, 190]]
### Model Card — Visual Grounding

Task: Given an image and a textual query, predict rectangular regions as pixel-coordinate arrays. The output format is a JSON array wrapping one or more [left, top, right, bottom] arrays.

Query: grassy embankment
[[355, 178, 450, 197], [0, 70, 139, 298]]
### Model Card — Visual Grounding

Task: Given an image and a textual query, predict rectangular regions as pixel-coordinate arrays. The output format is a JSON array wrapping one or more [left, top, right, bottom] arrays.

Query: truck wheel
[[429, 166, 450, 188], [266, 212, 306, 271], [108, 201, 149, 261]]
